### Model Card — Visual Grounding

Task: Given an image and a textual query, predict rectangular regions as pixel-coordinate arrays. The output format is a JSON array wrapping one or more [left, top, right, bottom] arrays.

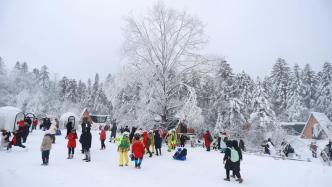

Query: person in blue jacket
[[173, 148, 187, 161]]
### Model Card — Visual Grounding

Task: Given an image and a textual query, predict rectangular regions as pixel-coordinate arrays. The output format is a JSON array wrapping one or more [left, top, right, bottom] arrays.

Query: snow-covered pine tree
[[316, 62, 332, 119], [301, 64, 317, 110], [39, 65, 50, 89], [286, 64, 308, 121], [268, 58, 291, 121]]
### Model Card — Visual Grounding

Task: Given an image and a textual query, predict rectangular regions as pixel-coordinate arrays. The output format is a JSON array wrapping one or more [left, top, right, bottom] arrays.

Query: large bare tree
[[123, 2, 207, 126]]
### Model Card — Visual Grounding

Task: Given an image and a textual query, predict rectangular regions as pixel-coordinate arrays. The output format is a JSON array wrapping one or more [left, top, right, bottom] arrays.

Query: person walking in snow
[[310, 142, 318, 158], [117, 132, 130, 166], [143, 130, 152, 157], [80, 127, 92, 162], [148, 130, 155, 154], [180, 134, 188, 147], [9, 128, 26, 149], [40, 131, 53, 165], [203, 130, 213, 151], [67, 129, 77, 159], [231, 140, 243, 183], [132, 134, 145, 169], [154, 129, 162, 156], [31, 118, 38, 132], [223, 140, 233, 181], [110, 122, 117, 143], [100, 127, 106, 150]]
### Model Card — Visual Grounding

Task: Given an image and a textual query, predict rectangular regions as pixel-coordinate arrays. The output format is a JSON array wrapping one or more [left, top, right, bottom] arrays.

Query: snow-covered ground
[[1, 130, 331, 187]]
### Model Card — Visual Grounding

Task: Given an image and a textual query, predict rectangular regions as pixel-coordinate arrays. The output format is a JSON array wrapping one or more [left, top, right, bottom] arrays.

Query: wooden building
[[301, 112, 332, 140]]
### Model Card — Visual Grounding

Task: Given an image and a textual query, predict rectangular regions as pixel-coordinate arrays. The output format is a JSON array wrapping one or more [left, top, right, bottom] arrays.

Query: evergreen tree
[[316, 62, 332, 119], [39, 65, 50, 89], [301, 64, 317, 110]]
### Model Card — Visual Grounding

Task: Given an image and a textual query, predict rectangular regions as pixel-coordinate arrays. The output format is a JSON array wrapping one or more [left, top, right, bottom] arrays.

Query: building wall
[[301, 115, 317, 139]]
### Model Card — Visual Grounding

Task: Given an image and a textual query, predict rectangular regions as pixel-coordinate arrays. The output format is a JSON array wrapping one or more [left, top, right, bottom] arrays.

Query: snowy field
[[1, 130, 332, 187]]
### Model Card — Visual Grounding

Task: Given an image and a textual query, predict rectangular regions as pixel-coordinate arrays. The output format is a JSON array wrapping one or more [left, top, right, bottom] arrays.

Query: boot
[[67, 154, 70, 159], [224, 178, 230, 181], [238, 178, 243, 184], [70, 154, 74, 159]]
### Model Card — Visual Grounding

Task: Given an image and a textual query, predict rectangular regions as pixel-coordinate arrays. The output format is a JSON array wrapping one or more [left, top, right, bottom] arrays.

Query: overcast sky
[[0, 0, 331, 81]]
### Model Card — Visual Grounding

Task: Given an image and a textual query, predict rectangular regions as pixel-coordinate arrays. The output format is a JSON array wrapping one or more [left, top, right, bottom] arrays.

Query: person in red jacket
[[132, 134, 145, 169], [204, 130, 213, 151], [67, 129, 77, 159], [143, 130, 152, 157], [100, 128, 107, 150]]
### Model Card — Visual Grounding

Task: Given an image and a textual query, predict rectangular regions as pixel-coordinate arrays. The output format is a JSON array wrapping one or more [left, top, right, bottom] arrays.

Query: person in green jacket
[[117, 132, 130, 166]]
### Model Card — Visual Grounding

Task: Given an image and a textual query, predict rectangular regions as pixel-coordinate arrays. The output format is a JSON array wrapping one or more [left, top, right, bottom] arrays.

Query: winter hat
[[123, 132, 129, 137]]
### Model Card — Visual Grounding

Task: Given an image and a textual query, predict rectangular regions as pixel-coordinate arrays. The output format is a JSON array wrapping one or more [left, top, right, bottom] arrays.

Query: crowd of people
[[2, 116, 332, 184]]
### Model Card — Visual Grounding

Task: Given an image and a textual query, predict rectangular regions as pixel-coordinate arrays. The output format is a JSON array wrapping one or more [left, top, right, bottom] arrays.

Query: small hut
[[301, 112, 332, 140], [0, 106, 25, 131]]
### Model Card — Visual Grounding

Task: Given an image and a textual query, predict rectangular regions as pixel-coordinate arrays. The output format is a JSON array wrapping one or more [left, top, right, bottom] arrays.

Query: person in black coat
[[223, 141, 233, 181], [129, 126, 137, 144], [110, 122, 117, 143], [231, 140, 243, 183], [154, 129, 162, 156], [80, 127, 92, 162], [66, 121, 73, 137]]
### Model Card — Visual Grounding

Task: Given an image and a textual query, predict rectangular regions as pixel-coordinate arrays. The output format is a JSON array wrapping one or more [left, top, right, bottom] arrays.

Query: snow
[[1, 130, 332, 187], [311, 112, 332, 139], [0, 106, 24, 131]]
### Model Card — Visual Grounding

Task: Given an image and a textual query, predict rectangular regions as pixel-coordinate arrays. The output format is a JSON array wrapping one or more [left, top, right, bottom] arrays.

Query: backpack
[[208, 134, 213, 142], [230, 148, 239, 162]]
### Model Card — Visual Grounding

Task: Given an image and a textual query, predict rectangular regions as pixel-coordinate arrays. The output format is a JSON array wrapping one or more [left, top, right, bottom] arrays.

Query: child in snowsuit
[[100, 128, 106, 150], [9, 128, 26, 149], [203, 131, 212, 151], [173, 148, 187, 161], [118, 132, 130, 166], [67, 129, 77, 159], [41, 131, 53, 165], [132, 134, 145, 169]]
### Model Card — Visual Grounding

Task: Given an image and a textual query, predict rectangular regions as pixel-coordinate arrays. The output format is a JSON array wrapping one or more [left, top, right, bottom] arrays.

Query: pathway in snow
[[0, 130, 331, 187]]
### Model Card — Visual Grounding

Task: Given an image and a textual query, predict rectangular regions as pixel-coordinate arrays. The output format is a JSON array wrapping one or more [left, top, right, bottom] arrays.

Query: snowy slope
[[0, 130, 331, 187]]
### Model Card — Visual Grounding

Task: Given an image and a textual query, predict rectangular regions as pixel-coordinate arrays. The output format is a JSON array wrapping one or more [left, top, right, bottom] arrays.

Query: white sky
[[0, 0, 331, 81]]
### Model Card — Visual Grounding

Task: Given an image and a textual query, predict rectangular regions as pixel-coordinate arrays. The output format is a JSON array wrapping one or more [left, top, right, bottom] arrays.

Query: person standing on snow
[[132, 134, 145, 169], [66, 121, 73, 138], [230, 140, 243, 183], [81, 127, 92, 162], [143, 130, 152, 157], [67, 129, 77, 159], [154, 129, 162, 156], [49, 121, 57, 144], [129, 126, 137, 144], [148, 130, 155, 154], [110, 122, 117, 143], [117, 132, 130, 166], [40, 131, 53, 165], [99, 127, 106, 150], [203, 130, 213, 151]]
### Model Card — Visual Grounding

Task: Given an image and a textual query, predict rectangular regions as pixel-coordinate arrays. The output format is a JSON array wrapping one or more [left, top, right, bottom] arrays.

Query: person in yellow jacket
[[116, 132, 130, 166], [170, 129, 177, 150]]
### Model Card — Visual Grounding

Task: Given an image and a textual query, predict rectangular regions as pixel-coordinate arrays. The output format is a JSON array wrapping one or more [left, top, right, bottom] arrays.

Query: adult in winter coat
[[203, 131, 212, 151], [22, 118, 31, 143], [143, 131, 152, 157], [31, 118, 38, 132], [40, 131, 53, 165], [67, 129, 77, 159], [223, 141, 234, 182], [180, 134, 187, 147], [49, 121, 57, 144], [10, 128, 26, 149], [148, 130, 155, 154], [129, 127, 137, 144], [154, 129, 162, 156], [110, 123, 117, 143], [132, 134, 145, 169], [100, 128, 106, 150], [230, 140, 243, 183], [118, 132, 130, 166], [66, 121, 73, 137], [80, 127, 92, 162]]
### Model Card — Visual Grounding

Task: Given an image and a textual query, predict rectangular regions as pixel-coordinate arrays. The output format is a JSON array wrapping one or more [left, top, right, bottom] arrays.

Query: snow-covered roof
[[279, 122, 306, 126], [311, 112, 332, 138], [0, 106, 24, 131]]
